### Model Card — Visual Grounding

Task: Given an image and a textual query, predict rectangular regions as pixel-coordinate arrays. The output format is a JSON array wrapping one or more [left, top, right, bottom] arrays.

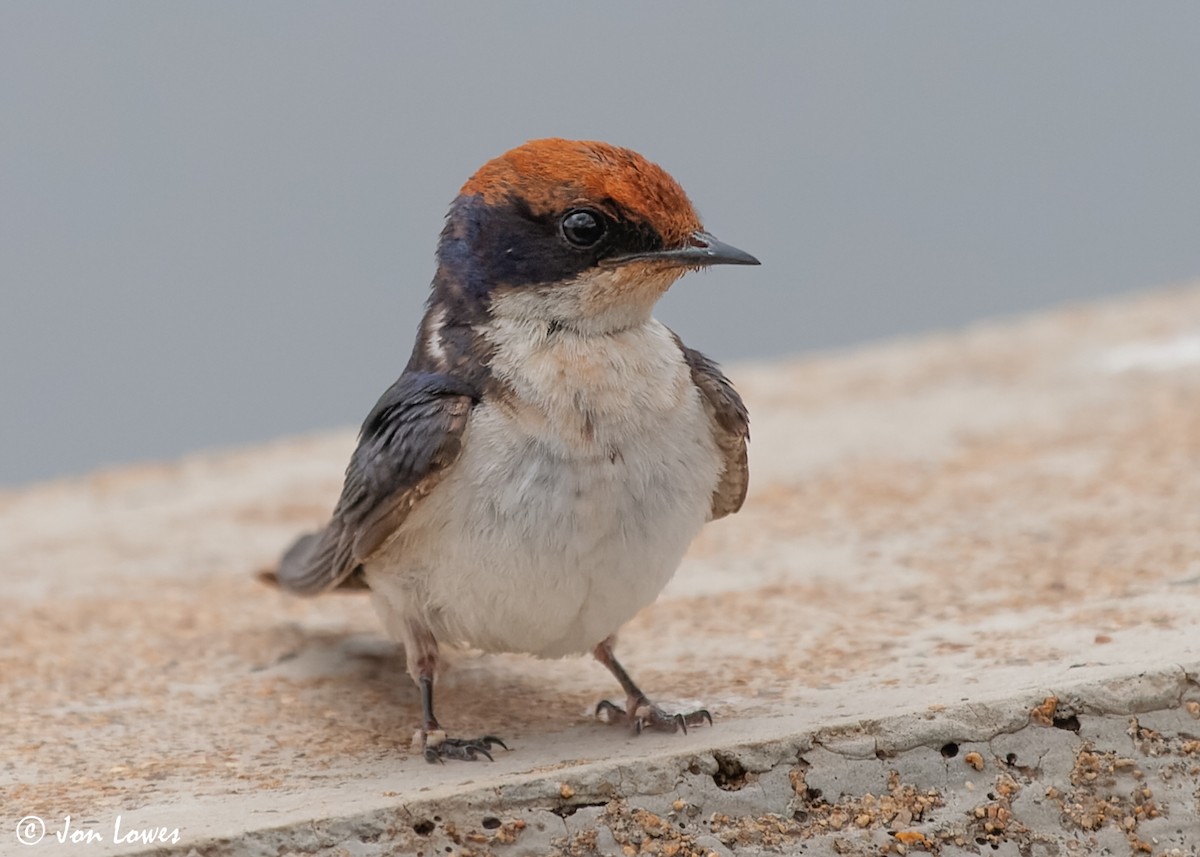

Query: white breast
[[364, 317, 722, 658]]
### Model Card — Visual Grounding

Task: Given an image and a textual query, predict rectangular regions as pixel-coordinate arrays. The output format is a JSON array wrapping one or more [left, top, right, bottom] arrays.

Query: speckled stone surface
[[3, 286, 1200, 855]]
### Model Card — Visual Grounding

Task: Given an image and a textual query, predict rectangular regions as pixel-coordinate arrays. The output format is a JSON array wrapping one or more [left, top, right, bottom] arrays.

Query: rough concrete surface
[[3, 285, 1200, 856]]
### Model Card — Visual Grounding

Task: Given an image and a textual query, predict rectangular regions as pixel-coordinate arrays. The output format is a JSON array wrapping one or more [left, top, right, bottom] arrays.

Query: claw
[[421, 734, 508, 764], [596, 699, 713, 735], [595, 700, 626, 722], [591, 640, 715, 739]]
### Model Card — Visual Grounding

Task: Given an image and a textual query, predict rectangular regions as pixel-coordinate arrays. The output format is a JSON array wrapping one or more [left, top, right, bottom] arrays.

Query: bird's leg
[[592, 636, 712, 734], [405, 620, 507, 763]]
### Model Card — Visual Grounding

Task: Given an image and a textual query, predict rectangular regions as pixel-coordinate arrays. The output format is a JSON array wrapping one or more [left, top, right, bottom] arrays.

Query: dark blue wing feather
[[274, 371, 477, 595]]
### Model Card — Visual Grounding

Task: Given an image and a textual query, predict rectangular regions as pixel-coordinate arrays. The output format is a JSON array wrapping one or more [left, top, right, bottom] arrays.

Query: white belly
[[363, 318, 722, 658]]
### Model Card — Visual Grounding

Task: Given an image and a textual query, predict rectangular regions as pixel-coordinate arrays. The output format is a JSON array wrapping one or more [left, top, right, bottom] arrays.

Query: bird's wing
[[271, 371, 477, 595], [676, 338, 750, 520]]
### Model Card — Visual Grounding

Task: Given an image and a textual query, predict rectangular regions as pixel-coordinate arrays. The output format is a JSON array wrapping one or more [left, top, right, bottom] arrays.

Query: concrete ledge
[[4, 285, 1200, 855]]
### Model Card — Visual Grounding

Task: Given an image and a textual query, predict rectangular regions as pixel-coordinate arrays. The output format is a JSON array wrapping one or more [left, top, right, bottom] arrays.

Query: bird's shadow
[[244, 623, 590, 746]]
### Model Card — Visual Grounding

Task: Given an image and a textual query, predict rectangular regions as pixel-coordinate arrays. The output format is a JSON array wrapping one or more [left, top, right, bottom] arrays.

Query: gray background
[[3, 3, 1198, 486]]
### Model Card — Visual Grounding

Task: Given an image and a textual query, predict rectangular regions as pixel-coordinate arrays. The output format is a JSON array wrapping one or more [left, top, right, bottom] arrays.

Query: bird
[[265, 138, 758, 763]]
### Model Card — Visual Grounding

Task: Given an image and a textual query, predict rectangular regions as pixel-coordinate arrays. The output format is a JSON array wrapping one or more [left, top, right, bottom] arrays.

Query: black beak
[[607, 230, 761, 267]]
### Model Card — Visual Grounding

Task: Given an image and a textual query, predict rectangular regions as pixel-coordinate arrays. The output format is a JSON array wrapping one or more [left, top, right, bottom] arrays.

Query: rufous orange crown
[[460, 139, 702, 247]]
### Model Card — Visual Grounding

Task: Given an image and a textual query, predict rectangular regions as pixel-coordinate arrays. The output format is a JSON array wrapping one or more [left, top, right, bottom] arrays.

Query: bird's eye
[[560, 209, 607, 249]]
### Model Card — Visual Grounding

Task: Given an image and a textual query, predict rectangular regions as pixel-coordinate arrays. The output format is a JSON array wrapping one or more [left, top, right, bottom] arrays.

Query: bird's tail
[[257, 531, 370, 594]]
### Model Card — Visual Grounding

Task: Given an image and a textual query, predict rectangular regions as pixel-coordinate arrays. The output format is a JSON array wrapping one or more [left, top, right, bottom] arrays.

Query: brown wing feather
[[675, 337, 750, 520], [271, 372, 476, 596]]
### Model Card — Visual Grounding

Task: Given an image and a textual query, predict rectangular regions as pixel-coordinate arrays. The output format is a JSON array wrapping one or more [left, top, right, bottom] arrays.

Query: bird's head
[[434, 138, 759, 335]]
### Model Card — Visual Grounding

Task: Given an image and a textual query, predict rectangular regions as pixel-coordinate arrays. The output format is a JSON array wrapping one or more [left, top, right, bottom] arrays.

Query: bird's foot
[[595, 698, 713, 735], [418, 729, 508, 763]]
